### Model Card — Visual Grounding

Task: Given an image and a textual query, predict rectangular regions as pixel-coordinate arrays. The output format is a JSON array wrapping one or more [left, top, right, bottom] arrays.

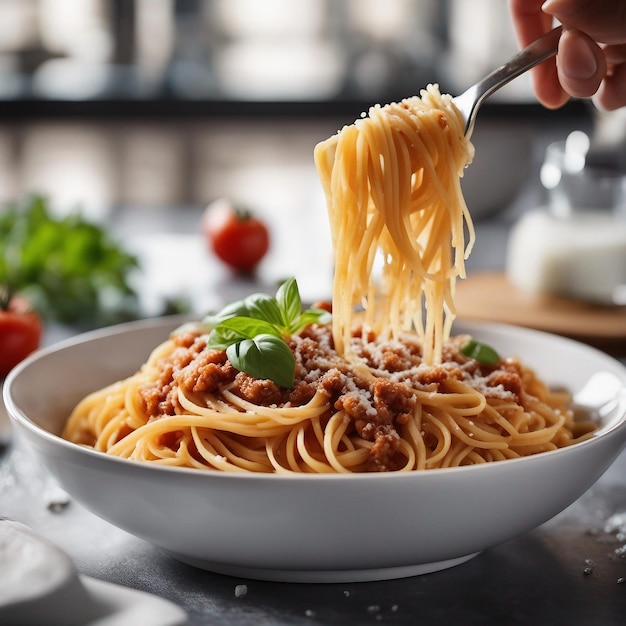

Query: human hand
[[509, 0, 626, 110]]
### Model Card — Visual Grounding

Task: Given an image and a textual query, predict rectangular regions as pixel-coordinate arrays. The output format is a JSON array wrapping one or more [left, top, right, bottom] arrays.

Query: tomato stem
[[234, 207, 252, 221], [0, 284, 12, 311]]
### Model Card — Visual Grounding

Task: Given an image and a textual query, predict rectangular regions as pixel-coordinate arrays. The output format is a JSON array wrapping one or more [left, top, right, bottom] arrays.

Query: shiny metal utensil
[[453, 25, 563, 136]]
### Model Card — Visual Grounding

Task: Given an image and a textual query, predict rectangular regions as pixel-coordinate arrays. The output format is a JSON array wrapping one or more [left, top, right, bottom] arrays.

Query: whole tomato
[[202, 199, 270, 273], [0, 291, 43, 378]]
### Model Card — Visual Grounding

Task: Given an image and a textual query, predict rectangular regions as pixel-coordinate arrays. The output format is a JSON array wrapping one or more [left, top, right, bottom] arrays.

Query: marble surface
[[1, 438, 626, 625]]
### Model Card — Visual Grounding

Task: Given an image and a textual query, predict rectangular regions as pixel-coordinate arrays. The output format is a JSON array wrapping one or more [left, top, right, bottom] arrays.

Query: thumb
[[556, 28, 607, 98]]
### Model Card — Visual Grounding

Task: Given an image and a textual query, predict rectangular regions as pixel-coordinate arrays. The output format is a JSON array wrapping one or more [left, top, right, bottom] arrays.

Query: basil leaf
[[207, 316, 282, 349], [226, 334, 295, 388], [203, 293, 285, 330], [292, 307, 332, 333], [199, 278, 329, 388], [276, 277, 302, 330], [460, 339, 500, 365], [201, 299, 251, 329], [207, 325, 247, 350], [243, 293, 285, 327]]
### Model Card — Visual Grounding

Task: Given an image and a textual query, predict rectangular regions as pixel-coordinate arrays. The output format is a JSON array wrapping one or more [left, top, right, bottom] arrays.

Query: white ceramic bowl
[[4, 317, 626, 583]]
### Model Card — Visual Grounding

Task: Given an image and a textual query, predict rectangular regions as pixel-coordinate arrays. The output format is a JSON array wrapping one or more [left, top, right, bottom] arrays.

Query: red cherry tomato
[[0, 293, 43, 377], [203, 200, 270, 273]]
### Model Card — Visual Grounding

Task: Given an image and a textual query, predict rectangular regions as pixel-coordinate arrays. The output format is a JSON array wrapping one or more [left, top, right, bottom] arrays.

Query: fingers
[[509, 0, 626, 109], [509, 0, 555, 47], [556, 29, 607, 98], [509, 0, 568, 108], [604, 43, 626, 66], [542, 0, 626, 45], [594, 44, 626, 110], [530, 60, 570, 109]]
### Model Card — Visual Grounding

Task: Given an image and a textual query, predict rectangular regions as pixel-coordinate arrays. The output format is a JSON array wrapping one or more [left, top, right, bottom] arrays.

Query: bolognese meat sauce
[[138, 323, 516, 472]]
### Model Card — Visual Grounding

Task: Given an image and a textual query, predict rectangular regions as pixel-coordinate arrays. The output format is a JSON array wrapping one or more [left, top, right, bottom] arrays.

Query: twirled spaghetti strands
[[314, 85, 475, 363]]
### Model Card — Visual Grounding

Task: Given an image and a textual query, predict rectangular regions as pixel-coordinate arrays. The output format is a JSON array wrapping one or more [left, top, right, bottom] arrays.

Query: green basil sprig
[[200, 278, 331, 388], [460, 338, 501, 365]]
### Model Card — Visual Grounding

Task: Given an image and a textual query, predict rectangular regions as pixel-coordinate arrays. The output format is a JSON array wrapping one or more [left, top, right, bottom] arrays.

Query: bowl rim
[[4, 315, 626, 483]]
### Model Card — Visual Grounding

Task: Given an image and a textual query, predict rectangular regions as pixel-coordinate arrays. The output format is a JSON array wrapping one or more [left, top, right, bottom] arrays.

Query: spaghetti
[[62, 85, 594, 473], [314, 84, 474, 364], [62, 324, 591, 472]]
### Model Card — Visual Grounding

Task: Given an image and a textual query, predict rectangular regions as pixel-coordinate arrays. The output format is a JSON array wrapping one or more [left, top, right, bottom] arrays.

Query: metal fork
[[453, 25, 563, 136]]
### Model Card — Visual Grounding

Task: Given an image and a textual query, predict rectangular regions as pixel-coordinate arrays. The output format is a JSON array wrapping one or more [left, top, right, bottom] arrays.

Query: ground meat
[[331, 375, 415, 472], [139, 342, 201, 418], [335, 379, 416, 471], [367, 425, 401, 472], [139, 376, 174, 418], [178, 350, 234, 394], [356, 334, 422, 372], [378, 348, 413, 372], [139, 331, 232, 418], [287, 381, 317, 406], [415, 364, 451, 386], [372, 379, 416, 424], [441, 335, 473, 365], [137, 323, 524, 472], [338, 393, 373, 426], [361, 344, 413, 372], [291, 330, 339, 376], [318, 368, 350, 398], [235, 372, 282, 406], [484, 361, 523, 399], [171, 330, 206, 349]]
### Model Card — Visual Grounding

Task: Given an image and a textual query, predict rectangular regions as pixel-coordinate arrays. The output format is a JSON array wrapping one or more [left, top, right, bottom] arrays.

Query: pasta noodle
[[63, 325, 592, 473], [314, 84, 474, 364], [62, 84, 595, 473]]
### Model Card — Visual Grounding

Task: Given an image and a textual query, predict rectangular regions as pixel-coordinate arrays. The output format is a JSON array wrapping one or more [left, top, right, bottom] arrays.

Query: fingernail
[[541, 0, 576, 18], [541, 0, 569, 16]]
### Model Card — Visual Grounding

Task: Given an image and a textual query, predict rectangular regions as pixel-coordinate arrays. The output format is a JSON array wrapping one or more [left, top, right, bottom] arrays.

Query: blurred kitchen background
[[0, 0, 624, 325], [0, 0, 597, 210]]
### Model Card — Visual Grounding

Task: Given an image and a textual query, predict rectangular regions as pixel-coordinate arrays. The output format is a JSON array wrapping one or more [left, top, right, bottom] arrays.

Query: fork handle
[[478, 25, 562, 103]]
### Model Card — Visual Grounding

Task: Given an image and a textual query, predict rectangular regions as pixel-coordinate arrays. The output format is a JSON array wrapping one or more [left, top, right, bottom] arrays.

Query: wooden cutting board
[[455, 271, 626, 356]]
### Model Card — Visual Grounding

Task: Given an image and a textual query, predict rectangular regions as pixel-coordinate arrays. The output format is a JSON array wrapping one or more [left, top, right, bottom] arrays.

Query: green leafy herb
[[207, 317, 282, 349], [202, 278, 331, 387], [227, 334, 295, 389], [0, 195, 140, 328], [460, 338, 501, 365]]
